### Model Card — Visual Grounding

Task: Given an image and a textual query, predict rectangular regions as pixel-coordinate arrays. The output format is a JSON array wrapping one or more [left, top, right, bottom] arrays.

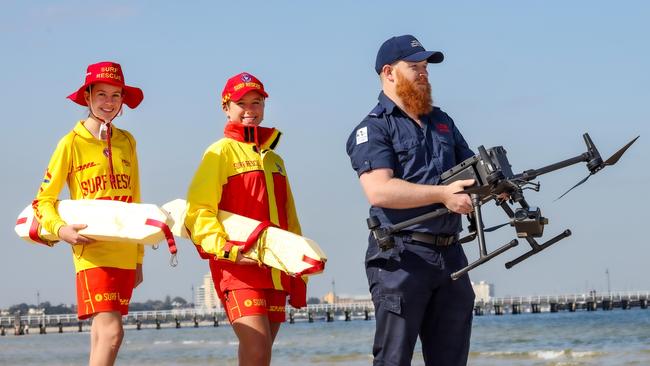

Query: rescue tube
[[15, 200, 177, 259], [162, 199, 326, 276]]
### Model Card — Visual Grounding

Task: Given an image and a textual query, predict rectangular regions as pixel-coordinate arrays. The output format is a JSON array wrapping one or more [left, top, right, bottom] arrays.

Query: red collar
[[223, 122, 281, 149]]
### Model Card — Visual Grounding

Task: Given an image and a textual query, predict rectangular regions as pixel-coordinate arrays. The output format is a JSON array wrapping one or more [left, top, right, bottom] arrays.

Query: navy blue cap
[[375, 35, 444, 74]]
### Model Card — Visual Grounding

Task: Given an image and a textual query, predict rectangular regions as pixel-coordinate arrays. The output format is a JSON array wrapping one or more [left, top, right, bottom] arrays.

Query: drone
[[367, 133, 639, 280]]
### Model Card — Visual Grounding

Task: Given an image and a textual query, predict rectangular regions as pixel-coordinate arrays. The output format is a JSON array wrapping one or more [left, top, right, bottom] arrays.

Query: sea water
[[1, 308, 649, 365]]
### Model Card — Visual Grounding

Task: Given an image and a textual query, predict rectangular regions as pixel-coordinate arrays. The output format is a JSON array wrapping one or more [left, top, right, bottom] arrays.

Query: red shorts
[[76, 267, 135, 320], [222, 289, 287, 323]]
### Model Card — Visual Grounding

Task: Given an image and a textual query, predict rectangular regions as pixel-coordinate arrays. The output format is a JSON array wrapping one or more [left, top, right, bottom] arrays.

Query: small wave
[[153, 340, 172, 345], [568, 350, 602, 358], [532, 350, 564, 360], [476, 349, 605, 361], [181, 340, 205, 345]]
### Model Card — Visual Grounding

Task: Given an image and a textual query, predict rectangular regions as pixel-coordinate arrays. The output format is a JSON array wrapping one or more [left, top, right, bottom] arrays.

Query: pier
[[473, 291, 650, 315], [2, 291, 649, 336], [0, 301, 376, 335]]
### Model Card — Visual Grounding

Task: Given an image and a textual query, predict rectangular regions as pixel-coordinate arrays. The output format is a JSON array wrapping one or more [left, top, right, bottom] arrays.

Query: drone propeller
[[603, 136, 639, 166], [555, 174, 591, 201], [555, 135, 639, 201]]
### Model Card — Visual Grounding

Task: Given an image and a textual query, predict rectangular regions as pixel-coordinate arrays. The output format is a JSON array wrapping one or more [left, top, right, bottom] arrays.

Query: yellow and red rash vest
[[33, 121, 144, 273], [185, 122, 307, 308]]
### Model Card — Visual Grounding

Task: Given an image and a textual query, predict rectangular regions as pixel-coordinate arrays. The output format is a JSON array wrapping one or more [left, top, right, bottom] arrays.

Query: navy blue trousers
[[366, 237, 475, 366]]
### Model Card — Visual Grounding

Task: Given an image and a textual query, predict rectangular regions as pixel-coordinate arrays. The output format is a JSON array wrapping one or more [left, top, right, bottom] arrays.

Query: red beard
[[395, 71, 433, 117]]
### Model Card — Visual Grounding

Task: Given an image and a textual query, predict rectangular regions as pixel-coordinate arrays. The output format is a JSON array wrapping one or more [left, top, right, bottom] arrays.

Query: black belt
[[399, 232, 458, 247]]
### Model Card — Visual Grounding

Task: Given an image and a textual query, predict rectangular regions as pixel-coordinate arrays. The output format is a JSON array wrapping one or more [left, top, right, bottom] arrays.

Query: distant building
[[472, 281, 494, 303], [321, 292, 371, 304], [195, 273, 221, 310]]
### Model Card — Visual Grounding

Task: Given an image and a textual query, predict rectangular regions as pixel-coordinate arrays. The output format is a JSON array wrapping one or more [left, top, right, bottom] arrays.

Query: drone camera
[[513, 207, 547, 238]]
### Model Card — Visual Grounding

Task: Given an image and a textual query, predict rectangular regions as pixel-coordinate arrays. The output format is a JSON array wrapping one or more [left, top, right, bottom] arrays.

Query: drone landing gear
[[505, 230, 571, 269], [451, 194, 519, 280]]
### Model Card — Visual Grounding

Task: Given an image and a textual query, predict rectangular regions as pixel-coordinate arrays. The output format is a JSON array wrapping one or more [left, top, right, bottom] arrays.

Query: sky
[[0, 1, 648, 308]]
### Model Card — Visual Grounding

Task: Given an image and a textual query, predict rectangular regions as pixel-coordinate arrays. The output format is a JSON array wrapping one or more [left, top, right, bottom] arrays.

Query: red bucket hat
[[67, 61, 144, 109], [221, 72, 268, 106]]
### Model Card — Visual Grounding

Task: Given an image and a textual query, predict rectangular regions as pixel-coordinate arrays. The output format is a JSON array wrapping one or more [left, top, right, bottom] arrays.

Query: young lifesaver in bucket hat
[[32, 61, 145, 365], [185, 72, 308, 365]]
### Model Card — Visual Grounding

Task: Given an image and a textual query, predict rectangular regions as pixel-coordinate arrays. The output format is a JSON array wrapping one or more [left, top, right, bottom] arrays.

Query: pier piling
[[602, 300, 613, 311], [494, 305, 503, 315], [567, 302, 576, 312]]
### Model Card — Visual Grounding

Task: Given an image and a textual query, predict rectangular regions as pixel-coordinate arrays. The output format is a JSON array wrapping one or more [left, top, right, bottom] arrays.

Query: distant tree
[[8, 303, 29, 315], [42, 302, 75, 314], [171, 297, 187, 308], [307, 297, 321, 305]]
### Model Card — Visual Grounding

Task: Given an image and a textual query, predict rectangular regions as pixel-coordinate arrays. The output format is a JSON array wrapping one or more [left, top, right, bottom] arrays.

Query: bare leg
[[270, 322, 282, 343], [89, 311, 124, 366], [232, 315, 277, 366]]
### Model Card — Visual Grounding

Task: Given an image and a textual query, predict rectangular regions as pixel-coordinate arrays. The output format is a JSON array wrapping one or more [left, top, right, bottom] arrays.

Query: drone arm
[[389, 207, 449, 233], [516, 153, 590, 181]]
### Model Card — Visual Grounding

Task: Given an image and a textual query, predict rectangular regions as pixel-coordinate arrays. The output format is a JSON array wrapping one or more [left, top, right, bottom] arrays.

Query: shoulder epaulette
[[368, 104, 385, 118]]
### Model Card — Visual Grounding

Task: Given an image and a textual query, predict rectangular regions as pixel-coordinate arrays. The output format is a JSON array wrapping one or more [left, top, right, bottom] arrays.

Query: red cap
[[67, 61, 143, 109], [221, 72, 268, 106]]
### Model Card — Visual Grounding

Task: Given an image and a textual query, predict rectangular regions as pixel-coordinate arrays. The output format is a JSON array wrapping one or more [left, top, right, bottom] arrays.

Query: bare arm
[[358, 168, 475, 214]]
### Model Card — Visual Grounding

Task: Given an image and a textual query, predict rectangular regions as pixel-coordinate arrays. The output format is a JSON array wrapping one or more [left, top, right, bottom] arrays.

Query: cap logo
[[233, 81, 262, 92], [241, 73, 252, 82], [410, 40, 422, 48], [94, 72, 122, 82]]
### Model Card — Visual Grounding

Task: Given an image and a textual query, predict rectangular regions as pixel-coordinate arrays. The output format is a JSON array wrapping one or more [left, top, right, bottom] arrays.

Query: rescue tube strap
[[296, 255, 325, 276], [27, 218, 55, 247], [240, 220, 276, 253], [145, 218, 178, 267]]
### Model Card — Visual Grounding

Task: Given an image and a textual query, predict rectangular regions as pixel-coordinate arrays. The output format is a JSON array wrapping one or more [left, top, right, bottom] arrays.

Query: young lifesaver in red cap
[[32, 61, 144, 365], [185, 72, 308, 366]]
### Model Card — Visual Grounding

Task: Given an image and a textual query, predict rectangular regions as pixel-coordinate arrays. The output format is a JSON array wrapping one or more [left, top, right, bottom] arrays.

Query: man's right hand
[[443, 179, 475, 214], [58, 224, 95, 245]]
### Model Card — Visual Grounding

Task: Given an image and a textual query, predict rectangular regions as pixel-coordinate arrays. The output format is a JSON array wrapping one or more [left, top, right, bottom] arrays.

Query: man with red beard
[[346, 35, 477, 366]]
